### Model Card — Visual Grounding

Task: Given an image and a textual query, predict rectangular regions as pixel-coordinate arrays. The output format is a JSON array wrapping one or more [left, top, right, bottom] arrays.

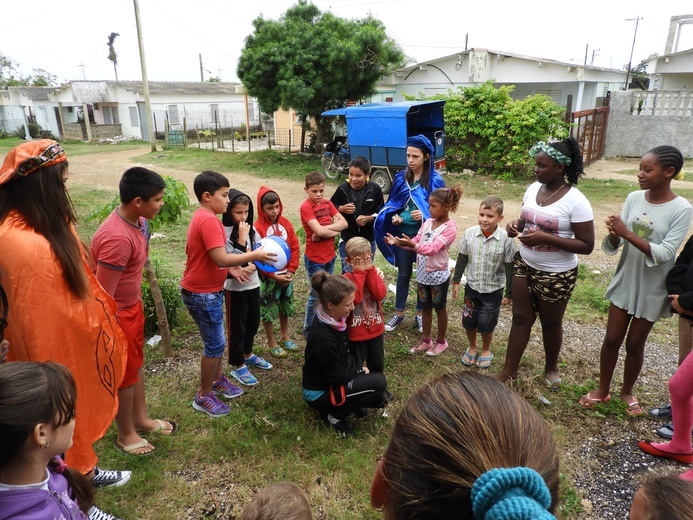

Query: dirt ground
[[66, 147, 692, 519]]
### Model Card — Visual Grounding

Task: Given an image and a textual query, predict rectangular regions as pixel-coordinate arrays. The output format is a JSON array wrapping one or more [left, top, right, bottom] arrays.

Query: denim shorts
[[181, 289, 226, 358]]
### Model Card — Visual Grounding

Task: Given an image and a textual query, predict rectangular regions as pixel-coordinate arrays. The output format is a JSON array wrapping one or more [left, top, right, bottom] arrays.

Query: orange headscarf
[[0, 139, 67, 185]]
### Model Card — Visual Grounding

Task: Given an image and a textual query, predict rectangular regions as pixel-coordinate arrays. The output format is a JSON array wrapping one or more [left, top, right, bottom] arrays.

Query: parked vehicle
[[321, 136, 350, 180], [321, 100, 446, 193]]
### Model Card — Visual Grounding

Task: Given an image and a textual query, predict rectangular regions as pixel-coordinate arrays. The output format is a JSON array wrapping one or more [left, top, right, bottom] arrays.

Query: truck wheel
[[322, 155, 340, 180], [371, 169, 392, 194]]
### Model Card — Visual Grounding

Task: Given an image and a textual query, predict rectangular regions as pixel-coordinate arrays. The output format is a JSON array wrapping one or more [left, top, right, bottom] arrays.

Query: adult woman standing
[[375, 135, 445, 333], [0, 140, 128, 486], [495, 137, 594, 387]]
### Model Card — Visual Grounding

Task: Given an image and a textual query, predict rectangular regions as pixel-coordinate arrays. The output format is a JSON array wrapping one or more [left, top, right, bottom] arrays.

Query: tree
[[27, 68, 57, 86], [1, 53, 58, 87], [207, 76, 221, 82], [237, 0, 405, 145], [107, 32, 120, 81], [624, 53, 657, 90]]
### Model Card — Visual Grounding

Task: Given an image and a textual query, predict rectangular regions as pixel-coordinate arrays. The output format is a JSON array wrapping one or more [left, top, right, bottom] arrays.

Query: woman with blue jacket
[[375, 134, 445, 333]]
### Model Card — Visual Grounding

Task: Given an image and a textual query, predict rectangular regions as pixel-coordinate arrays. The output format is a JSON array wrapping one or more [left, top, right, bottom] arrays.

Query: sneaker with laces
[[409, 340, 432, 354], [244, 354, 273, 370], [229, 366, 258, 386], [415, 315, 423, 333], [425, 340, 449, 356], [213, 374, 244, 399], [384, 314, 404, 332], [90, 467, 132, 489], [88, 506, 122, 520], [192, 391, 230, 418]]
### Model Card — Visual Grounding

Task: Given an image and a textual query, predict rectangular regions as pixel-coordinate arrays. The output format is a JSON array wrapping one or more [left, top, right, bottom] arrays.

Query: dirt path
[[67, 146, 681, 272]]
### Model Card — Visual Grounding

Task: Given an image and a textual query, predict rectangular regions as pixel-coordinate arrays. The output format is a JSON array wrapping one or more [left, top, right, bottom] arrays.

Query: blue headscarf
[[406, 134, 435, 178], [373, 134, 445, 266]]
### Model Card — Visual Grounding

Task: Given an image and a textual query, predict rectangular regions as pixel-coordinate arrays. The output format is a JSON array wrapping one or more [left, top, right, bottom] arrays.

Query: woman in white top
[[495, 137, 594, 387]]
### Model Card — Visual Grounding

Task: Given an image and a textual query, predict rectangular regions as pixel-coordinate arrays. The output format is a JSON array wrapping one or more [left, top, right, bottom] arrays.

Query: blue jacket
[[374, 169, 445, 265]]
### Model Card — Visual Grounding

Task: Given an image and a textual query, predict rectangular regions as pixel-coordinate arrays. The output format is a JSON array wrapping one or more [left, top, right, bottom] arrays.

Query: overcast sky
[[3, 1, 692, 84]]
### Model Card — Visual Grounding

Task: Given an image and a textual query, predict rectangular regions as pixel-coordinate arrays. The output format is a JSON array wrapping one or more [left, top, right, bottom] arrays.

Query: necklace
[[539, 184, 567, 206]]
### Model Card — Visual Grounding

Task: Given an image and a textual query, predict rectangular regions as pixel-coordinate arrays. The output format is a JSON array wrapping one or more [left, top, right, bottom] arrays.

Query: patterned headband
[[471, 467, 556, 520], [0, 139, 67, 185], [529, 141, 571, 166]]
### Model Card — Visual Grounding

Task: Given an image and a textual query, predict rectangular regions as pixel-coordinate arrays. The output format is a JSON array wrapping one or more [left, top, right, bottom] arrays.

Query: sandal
[[115, 439, 156, 456], [579, 391, 612, 409], [283, 340, 299, 352], [137, 419, 177, 436], [461, 349, 477, 366], [477, 354, 494, 369], [544, 376, 562, 390], [624, 396, 644, 417], [270, 346, 288, 358]]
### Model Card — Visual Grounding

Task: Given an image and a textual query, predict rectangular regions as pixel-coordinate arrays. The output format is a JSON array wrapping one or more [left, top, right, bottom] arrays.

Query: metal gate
[[570, 105, 609, 166]]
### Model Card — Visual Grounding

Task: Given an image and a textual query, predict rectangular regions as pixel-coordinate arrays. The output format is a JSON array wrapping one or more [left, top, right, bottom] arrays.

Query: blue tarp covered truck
[[321, 100, 446, 193]]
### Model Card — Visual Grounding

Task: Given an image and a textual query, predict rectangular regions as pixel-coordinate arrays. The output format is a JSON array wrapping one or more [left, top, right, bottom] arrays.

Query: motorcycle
[[321, 136, 350, 180]]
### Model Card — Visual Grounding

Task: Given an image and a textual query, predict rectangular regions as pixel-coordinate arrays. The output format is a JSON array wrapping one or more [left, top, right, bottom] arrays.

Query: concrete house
[[47, 81, 261, 141], [372, 47, 627, 111], [0, 86, 60, 138]]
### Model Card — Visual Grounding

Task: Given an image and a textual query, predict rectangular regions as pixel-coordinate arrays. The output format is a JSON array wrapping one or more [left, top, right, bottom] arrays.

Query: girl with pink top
[[385, 185, 462, 356]]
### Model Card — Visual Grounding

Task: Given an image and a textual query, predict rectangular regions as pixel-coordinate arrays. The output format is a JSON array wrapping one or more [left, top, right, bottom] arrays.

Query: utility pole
[[133, 0, 157, 152], [584, 44, 588, 66], [624, 16, 642, 90], [591, 48, 600, 66], [199, 54, 204, 82], [78, 62, 86, 80]]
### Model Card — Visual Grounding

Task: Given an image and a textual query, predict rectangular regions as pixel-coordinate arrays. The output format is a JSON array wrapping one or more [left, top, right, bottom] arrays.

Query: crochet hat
[[0, 139, 67, 185]]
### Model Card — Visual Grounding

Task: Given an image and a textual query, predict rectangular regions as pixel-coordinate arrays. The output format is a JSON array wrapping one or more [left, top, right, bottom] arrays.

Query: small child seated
[[238, 482, 313, 520], [452, 196, 516, 369]]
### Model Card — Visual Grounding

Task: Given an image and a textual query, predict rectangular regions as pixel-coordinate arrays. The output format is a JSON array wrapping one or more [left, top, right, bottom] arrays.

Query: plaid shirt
[[453, 225, 516, 295]]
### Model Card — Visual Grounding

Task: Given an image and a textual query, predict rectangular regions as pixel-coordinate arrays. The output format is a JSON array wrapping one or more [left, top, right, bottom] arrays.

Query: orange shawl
[[1, 212, 126, 473]]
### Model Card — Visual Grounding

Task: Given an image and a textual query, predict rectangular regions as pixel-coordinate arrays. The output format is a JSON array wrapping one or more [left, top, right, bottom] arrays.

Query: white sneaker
[[88, 506, 121, 520]]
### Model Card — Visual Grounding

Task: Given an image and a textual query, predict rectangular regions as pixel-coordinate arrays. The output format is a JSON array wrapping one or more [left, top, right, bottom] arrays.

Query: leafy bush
[[142, 257, 182, 335], [419, 81, 570, 179], [87, 175, 191, 230]]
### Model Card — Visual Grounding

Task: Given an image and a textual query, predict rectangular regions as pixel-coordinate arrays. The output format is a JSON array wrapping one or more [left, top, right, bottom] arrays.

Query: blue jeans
[[304, 255, 336, 333], [338, 239, 376, 274], [181, 289, 226, 358], [394, 246, 422, 313]]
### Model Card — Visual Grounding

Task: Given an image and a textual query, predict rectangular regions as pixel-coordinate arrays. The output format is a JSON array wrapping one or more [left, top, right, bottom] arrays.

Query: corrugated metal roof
[[7, 86, 54, 100]]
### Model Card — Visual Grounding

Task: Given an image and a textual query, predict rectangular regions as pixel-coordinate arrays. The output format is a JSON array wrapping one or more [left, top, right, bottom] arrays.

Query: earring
[[40, 442, 50, 449]]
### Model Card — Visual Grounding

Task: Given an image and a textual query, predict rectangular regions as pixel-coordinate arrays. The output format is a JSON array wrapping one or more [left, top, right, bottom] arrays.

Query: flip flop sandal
[[638, 440, 693, 464], [461, 350, 477, 366], [579, 391, 612, 409], [625, 397, 644, 417], [270, 346, 288, 358], [115, 439, 156, 456], [477, 354, 494, 369], [137, 419, 178, 436], [544, 377, 562, 390]]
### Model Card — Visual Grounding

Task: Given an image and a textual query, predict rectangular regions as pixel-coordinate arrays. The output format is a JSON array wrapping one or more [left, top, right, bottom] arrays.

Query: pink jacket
[[408, 218, 458, 272]]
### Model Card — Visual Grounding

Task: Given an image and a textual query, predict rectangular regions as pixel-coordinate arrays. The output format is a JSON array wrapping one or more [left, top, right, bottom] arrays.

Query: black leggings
[[306, 372, 387, 419], [225, 288, 261, 367], [350, 335, 385, 373]]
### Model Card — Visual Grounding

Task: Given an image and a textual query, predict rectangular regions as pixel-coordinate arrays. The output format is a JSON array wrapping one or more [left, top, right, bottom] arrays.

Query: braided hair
[[647, 145, 684, 179], [549, 137, 584, 186]]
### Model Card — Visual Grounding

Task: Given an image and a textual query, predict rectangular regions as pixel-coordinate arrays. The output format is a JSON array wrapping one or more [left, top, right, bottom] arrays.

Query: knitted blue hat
[[470, 467, 556, 520]]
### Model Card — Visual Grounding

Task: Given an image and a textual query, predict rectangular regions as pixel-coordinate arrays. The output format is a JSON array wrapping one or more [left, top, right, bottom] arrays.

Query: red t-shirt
[[181, 208, 228, 293], [90, 209, 148, 310], [300, 198, 338, 263]]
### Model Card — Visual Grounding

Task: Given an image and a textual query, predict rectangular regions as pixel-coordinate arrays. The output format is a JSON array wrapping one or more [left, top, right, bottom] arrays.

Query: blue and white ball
[[253, 235, 291, 273]]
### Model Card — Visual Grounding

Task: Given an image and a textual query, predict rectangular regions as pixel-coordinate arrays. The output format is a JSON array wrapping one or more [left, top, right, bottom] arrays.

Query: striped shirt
[[453, 225, 516, 294]]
